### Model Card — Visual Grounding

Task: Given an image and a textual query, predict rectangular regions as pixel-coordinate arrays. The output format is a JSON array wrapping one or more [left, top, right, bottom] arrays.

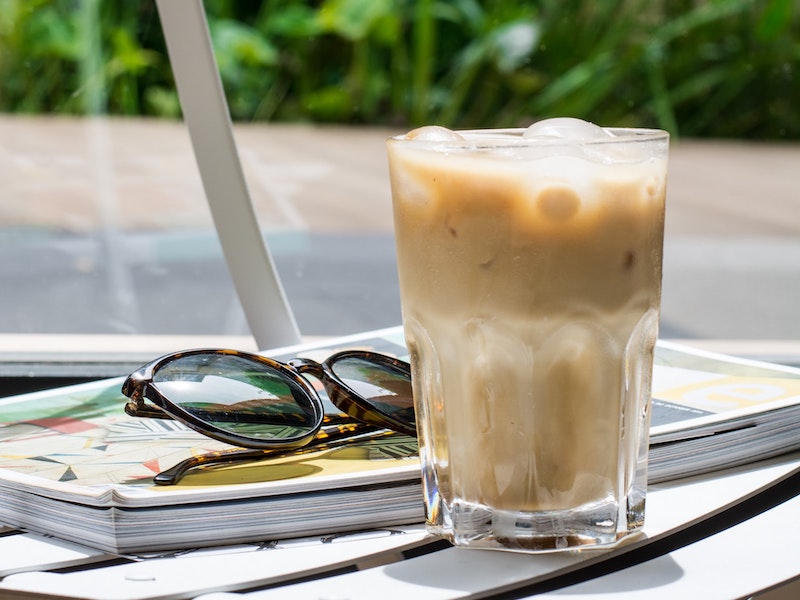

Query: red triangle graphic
[[143, 458, 162, 473]]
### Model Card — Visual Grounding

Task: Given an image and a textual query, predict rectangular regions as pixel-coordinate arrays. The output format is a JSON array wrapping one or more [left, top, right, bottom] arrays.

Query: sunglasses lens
[[152, 353, 320, 441], [329, 357, 415, 430]]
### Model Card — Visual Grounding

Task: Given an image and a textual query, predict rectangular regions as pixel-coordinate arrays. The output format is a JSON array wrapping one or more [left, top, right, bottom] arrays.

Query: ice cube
[[405, 125, 465, 142], [523, 118, 612, 140], [536, 184, 582, 222]]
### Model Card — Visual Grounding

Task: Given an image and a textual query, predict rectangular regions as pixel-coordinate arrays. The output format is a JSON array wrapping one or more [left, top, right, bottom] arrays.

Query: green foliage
[[0, 0, 171, 116], [0, 0, 797, 139]]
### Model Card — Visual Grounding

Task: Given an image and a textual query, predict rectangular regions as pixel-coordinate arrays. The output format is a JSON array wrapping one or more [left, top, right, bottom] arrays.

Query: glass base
[[429, 497, 645, 553]]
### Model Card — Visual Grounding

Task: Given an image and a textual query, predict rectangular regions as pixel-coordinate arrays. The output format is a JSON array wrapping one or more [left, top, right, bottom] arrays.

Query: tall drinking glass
[[387, 119, 669, 552]]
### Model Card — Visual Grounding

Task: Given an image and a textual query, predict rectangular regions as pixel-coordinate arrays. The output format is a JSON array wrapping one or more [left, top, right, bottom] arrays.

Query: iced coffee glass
[[387, 119, 669, 552]]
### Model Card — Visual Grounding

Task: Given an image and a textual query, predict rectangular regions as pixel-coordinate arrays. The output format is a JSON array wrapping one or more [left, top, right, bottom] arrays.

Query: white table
[[1, 452, 798, 600]]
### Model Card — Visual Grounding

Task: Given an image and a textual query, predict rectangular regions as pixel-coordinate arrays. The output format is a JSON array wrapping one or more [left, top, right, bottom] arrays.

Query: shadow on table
[[381, 544, 684, 597]]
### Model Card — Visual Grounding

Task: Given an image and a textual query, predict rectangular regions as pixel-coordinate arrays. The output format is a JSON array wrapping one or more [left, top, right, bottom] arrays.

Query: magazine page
[[650, 340, 800, 440]]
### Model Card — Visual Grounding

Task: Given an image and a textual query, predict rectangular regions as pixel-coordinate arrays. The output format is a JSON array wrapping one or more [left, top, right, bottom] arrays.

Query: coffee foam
[[389, 143, 667, 229]]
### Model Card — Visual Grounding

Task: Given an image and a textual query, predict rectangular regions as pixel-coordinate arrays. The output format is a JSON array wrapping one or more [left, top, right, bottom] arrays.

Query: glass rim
[[388, 126, 670, 148]]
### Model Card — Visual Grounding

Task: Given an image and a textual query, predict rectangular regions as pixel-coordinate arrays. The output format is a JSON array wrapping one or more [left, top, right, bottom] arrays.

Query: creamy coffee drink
[[387, 120, 669, 551]]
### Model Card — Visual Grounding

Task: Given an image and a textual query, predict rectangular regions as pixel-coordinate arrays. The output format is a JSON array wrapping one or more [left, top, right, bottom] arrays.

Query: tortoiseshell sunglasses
[[122, 349, 416, 485]]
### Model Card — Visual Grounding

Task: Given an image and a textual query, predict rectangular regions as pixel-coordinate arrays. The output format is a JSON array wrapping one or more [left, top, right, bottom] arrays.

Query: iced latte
[[387, 119, 669, 551]]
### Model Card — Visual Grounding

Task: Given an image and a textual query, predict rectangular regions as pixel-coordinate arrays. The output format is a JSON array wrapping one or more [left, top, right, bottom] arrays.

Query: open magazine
[[1, 326, 799, 553]]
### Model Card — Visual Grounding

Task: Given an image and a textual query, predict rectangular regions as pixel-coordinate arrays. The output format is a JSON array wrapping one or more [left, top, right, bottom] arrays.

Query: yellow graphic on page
[[656, 375, 800, 413]]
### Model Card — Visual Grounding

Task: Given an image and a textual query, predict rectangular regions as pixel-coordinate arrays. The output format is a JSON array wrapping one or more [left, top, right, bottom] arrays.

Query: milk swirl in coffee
[[387, 119, 669, 550]]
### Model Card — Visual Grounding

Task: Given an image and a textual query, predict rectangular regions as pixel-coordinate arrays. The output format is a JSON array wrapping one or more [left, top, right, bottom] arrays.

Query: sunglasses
[[122, 349, 416, 485]]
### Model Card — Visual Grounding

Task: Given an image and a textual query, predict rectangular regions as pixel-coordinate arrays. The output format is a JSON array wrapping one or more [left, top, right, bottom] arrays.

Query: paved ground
[[0, 116, 798, 355]]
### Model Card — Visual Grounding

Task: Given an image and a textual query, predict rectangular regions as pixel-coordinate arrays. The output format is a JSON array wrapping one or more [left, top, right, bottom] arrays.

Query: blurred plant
[[0, 0, 170, 115], [0, 0, 797, 139]]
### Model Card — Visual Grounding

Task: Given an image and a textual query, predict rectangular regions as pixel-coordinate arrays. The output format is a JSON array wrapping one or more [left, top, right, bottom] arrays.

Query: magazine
[[649, 340, 800, 482], [0, 326, 798, 553]]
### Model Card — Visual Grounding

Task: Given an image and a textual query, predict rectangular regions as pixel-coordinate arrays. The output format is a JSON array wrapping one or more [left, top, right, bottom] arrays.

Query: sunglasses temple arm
[[153, 424, 395, 486], [125, 400, 175, 420]]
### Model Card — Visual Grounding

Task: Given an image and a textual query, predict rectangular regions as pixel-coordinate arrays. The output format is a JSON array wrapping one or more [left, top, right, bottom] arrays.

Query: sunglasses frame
[[122, 348, 415, 452]]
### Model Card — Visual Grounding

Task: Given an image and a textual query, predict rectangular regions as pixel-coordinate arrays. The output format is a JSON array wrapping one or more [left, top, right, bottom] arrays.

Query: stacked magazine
[[1, 326, 799, 554]]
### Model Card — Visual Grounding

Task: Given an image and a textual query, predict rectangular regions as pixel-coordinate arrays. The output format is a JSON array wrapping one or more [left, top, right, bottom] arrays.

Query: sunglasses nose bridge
[[286, 358, 325, 379]]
